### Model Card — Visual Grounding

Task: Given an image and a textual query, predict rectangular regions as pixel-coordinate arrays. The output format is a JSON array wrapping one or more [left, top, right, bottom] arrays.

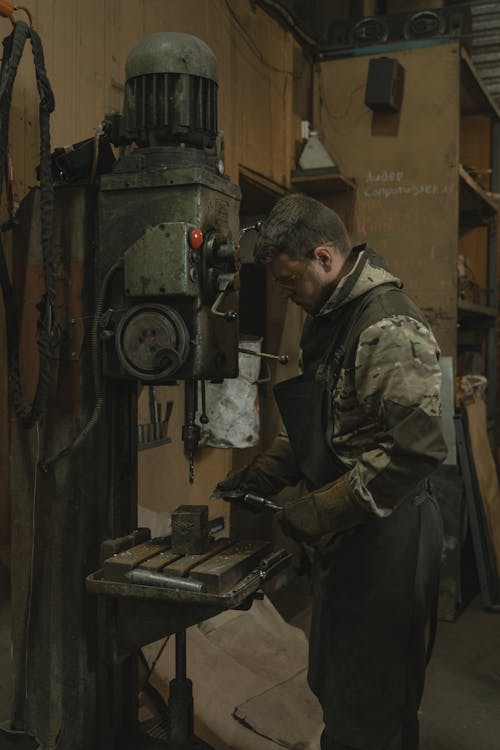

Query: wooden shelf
[[458, 299, 497, 319], [460, 48, 500, 119], [240, 165, 286, 216], [291, 167, 355, 195], [459, 165, 498, 226]]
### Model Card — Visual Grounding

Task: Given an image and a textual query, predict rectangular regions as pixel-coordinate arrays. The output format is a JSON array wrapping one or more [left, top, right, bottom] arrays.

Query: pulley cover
[[115, 304, 190, 380]]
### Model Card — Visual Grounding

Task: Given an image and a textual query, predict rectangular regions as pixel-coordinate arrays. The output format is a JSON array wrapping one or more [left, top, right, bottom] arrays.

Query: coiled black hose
[[0, 21, 55, 428]]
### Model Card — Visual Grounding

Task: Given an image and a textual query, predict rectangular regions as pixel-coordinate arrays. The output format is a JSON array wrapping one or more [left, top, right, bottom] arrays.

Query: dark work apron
[[273, 375, 443, 750]]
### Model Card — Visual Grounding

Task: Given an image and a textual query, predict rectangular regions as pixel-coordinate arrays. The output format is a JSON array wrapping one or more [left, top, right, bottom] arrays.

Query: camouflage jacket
[[274, 245, 447, 518]]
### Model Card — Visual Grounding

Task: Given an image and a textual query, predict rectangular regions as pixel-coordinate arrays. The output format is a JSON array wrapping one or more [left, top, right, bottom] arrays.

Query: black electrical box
[[365, 57, 405, 113]]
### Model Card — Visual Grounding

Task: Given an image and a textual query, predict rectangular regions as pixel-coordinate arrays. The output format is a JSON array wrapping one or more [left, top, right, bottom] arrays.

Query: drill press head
[[99, 32, 241, 481]]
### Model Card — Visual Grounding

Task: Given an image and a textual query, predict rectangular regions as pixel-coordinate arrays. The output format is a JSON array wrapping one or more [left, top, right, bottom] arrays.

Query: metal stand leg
[[167, 630, 214, 750]]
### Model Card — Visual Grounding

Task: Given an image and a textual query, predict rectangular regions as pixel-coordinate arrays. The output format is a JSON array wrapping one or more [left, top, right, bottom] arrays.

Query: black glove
[[214, 465, 279, 499], [213, 435, 301, 501]]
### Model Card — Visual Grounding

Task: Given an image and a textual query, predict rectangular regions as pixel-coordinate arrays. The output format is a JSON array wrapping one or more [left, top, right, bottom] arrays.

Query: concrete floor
[[0, 594, 499, 748], [269, 587, 500, 750], [420, 598, 500, 750]]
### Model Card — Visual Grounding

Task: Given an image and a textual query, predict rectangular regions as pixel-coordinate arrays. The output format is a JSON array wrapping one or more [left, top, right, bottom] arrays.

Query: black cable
[[253, 0, 317, 49], [318, 73, 365, 122], [223, 0, 302, 79], [0, 21, 55, 429], [317, 68, 370, 140], [41, 259, 124, 471]]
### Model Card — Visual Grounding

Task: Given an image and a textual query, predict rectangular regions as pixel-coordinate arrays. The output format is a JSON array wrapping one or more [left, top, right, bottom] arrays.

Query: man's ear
[[313, 245, 335, 271]]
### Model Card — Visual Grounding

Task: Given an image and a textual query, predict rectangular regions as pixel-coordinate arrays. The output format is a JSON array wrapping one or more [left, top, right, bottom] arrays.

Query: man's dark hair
[[254, 193, 351, 263]]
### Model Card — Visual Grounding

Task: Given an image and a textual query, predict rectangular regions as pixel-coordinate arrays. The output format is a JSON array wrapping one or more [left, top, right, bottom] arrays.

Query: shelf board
[[291, 167, 356, 195], [239, 165, 286, 215], [460, 48, 500, 119], [458, 299, 497, 319], [459, 165, 498, 226]]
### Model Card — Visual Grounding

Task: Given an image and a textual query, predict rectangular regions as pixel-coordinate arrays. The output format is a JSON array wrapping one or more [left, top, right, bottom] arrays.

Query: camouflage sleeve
[[348, 315, 448, 516]]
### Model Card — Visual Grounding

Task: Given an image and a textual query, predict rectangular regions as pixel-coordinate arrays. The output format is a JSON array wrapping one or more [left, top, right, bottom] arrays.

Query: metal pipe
[[126, 569, 206, 593]]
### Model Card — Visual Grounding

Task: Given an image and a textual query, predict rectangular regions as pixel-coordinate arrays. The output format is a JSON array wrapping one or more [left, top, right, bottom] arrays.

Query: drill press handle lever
[[238, 347, 289, 365]]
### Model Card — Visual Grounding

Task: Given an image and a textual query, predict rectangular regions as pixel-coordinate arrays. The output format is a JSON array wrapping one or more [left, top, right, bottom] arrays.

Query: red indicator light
[[189, 228, 204, 250]]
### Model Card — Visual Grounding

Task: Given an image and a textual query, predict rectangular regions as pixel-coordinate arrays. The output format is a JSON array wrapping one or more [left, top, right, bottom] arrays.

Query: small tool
[[220, 490, 281, 513]]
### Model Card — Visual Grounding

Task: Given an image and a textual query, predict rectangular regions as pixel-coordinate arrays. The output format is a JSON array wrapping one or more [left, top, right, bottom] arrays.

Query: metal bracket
[[52, 316, 85, 361]]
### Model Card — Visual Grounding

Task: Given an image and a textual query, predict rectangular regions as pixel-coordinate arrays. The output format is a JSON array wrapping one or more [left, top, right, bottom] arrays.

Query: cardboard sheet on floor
[[233, 669, 323, 749], [142, 596, 322, 749]]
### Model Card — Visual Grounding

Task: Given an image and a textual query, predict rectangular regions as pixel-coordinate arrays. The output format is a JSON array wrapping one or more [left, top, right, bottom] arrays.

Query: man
[[215, 194, 447, 750]]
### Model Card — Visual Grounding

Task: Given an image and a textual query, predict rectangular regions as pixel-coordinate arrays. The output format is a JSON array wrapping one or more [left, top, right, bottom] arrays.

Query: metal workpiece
[[171, 505, 209, 555]]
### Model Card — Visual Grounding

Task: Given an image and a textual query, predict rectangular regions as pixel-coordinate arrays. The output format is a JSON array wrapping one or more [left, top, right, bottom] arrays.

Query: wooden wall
[[7, 0, 307, 191], [314, 43, 460, 357], [0, 0, 310, 549]]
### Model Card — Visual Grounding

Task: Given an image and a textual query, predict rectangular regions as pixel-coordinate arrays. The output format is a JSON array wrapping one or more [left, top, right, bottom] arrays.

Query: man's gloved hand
[[213, 434, 301, 500], [278, 473, 369, 543], [214, 464, 279, 499]]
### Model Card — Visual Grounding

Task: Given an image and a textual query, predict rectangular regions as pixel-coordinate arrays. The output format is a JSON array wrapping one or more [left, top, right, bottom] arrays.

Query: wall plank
[[314, 43, 460, 356]]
